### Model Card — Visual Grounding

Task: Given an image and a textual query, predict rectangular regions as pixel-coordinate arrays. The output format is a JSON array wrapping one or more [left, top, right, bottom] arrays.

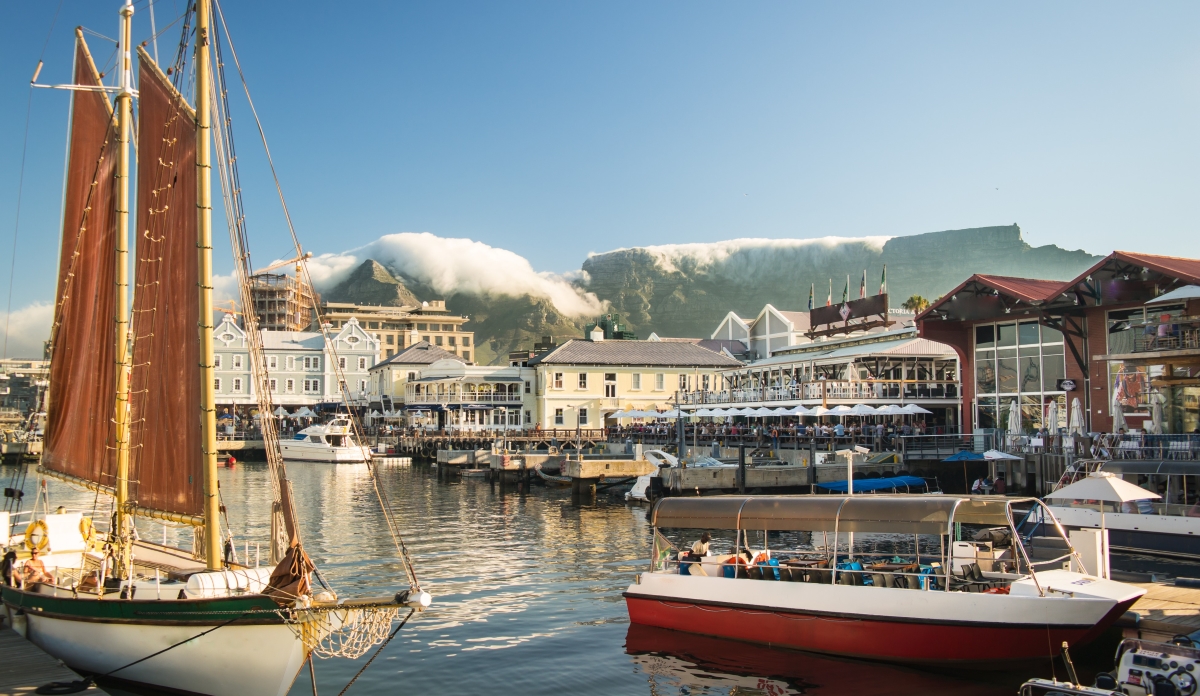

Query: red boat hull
[[625, 593, 1136, 663]]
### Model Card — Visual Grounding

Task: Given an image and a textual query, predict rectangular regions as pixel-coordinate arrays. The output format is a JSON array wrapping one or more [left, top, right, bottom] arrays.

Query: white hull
[[1048, 505, 1200, 558], [24, 612, 305, 696], [281, 439, 372, 463]]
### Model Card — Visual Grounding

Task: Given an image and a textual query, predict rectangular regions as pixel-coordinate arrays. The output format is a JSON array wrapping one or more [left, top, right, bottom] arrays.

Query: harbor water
[[6, 460, 1170, 695]]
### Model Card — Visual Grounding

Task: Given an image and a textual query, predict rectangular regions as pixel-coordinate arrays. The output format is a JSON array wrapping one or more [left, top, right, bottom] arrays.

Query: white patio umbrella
[[770, 407, 791, 415], [1068, 398, 1085, 437], [610, 409, 630, 418], [1111, 391, 1127, 433], [1149, 395, 1164, 435], [902, 404, 932, 415], [873, 404, 903, 415], [1046, 472, 1161, 578], [827, 405, 854, 416], [810, 406, 833, 416], [693, 408, 714, 417], [273, 406, 287, 417], [751, 407, 776, 417], [659, 409, 685, 419], [1006, 400, 1022, 436], [1046, 401, 1060, 432], [849, 404, 877, 415]]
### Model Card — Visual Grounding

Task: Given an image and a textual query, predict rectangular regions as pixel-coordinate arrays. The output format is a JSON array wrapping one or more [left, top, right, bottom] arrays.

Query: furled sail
[[126, 48, 204, 519], [42, 33, 120, 489]]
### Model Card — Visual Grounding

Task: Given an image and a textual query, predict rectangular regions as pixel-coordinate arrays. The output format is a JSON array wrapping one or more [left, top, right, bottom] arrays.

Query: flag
[[860, 270, 866, 299], [842, 275, 849, 304], [807, 283, 814, 311], [880, 264, 887, 295], [826, 279, 831, 306], [652, 529, 677, 571]]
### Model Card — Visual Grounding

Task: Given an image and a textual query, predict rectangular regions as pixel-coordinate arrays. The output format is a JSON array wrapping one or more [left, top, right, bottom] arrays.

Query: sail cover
[[127, 49, 204, 518], [43, 34, 120, 487]]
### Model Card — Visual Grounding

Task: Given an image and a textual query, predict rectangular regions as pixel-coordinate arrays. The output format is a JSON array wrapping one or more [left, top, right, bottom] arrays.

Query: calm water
[[4, 460, 1152, 695]]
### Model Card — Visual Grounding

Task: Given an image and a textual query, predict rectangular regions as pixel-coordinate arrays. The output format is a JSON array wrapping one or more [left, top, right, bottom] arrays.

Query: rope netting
[[284, 606, 402, 660]]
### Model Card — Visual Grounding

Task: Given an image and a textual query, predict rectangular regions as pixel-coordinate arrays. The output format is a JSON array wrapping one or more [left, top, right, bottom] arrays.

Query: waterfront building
[[528, 337, 742, 428], [248, 271, 318, 331], [0, 358, 50, 414], [319, 300, 474, 363], [917, 251, 1200, 434], [211, 314, 379, 410], [680, 327, 962, 429], [710, 303, 915, 361], [403, 359, 536, 431], [366, 340, 462, 411]]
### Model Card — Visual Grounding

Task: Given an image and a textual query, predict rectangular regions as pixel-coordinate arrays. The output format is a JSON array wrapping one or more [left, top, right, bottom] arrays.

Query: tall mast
[[112, 0, 135, 574], [195, 0, 222, 570]]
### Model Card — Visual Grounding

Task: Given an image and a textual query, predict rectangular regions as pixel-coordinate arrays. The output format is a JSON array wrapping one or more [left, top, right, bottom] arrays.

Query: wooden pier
[[1126, 581, 1200, 642], [0, 623, 108, 695]]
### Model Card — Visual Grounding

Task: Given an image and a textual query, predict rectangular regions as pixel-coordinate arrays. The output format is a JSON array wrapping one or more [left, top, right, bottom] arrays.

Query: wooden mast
[[195, 0, 222, 570], [112, 0, 135, 575]]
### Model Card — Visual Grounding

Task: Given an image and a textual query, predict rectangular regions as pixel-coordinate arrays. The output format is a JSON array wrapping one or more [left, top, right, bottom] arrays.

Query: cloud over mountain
[[305, 232, 606, 317]]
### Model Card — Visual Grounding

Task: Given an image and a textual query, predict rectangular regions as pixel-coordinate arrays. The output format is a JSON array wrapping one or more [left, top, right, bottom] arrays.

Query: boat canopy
[[1099, 460, 1200, 476], [650, 495, 1028, 535]]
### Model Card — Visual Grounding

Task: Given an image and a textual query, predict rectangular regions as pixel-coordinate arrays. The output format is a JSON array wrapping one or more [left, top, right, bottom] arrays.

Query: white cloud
[[0, 302, 53, 359], [591, 236, 891, 277], [306, 232, 606, 317]]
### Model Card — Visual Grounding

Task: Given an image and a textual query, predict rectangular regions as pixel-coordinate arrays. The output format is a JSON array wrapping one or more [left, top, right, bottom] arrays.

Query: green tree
[[902, 295, 930, 313]]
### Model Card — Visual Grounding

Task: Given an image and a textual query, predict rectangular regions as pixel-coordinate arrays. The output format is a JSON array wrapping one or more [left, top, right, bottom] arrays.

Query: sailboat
[[1, 2, 428, 695]]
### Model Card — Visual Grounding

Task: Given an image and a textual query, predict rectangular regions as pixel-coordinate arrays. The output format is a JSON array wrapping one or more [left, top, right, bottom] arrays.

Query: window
[[268, 356, 277, 369], [387, 349, 395, 358], [285, 379, 295, 393], [287, 356, 294, 370], [463, 337, 470, 346], [435, 336, 444, 346], [449, 336, 456, 346], [554, 408, 564, 425], [368, 321, 379, 329], [358, 380, 367, 393], [408, 372, 416, 381], [604, 373, 617, 398], [269, 378, 277, 392], [358, 357, 367, 370], [524, 380, 531, 394], [339, 357, 347, 369], [631, 374, 641, 390], [233, 355, 243, 369], [213, 378, 221, 391], [655, 374, 664, 391], [417, 323, 428, 331], [578, 373, 588, 389], [578, 408, 588, 426], [386, 334, 394, 345], [232, 378, 243, 393], [463, 351, 470, 362], [304, 379, 321, 393], [303, 356, 321, 370], [679, 374, 688, 390], [974, 320, 1067, 432], [525, 410, 531, 424], [214, 355, 223, 369], [553, 373, 564, 389]]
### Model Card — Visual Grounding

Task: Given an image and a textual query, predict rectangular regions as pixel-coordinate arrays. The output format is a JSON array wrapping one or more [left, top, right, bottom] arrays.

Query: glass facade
[[974, 320, 1066, 432]]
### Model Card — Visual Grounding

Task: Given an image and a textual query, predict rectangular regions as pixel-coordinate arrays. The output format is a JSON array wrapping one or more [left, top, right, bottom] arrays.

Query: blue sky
[[1, 1, 1199, 351]]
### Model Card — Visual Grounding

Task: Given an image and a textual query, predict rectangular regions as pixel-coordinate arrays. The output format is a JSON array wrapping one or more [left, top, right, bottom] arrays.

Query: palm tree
[[902, 295, 930, 313]]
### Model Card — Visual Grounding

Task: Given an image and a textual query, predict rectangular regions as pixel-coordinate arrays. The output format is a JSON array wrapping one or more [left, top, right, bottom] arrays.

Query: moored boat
[[281, 418, 373, 463], [625, 494, 1144, 663]]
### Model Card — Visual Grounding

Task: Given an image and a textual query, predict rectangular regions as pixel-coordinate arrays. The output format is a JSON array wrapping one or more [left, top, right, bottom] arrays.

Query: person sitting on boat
[[1, 550, 18, 586], [22, 547, 55, 586], [691, 532, 711, 557]]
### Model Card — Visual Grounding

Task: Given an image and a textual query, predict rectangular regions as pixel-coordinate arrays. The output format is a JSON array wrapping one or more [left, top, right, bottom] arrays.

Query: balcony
[[1105, 317, 1200, 362], [679, 380, 960, 406], [406, 393, 523, 406]]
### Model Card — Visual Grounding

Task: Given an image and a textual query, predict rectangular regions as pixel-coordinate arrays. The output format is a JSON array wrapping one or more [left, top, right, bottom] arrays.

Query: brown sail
[[126, 49, 204, 518], [42, 34, 119, 488]]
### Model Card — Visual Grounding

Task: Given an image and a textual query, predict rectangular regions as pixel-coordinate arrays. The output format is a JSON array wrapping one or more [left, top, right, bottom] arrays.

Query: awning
[[1146, 285, 1200, 305], [649, 495, 1023, 533], [483, 375, 524, 382]]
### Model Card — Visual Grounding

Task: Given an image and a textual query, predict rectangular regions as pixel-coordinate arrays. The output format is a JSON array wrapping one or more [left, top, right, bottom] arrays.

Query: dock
[[1126, 582, 1200, 642], [0, 624, 108, 695]]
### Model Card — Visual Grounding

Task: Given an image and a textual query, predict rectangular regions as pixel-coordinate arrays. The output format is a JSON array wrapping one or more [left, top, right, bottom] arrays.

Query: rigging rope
[[210, 0, 421, 590]]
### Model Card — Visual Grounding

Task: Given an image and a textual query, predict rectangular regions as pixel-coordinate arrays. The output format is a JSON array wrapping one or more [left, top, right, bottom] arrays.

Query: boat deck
[[1129, 582, 1200, 641], [0, 623, 109, 695]]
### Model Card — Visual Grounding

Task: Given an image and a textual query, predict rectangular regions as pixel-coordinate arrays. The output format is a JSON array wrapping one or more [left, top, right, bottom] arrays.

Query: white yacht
[[280, 418, 373, 463]]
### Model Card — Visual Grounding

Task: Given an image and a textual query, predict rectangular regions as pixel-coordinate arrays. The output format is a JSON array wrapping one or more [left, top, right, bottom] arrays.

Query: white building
[[211, 314, 379, 409], [402, 358, 537, 432], [711, 305, 811, 361], [366, 340, 463, 411]]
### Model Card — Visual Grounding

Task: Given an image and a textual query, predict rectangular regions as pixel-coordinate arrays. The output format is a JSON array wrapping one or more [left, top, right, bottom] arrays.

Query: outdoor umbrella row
[[613, 404, 934, 418]]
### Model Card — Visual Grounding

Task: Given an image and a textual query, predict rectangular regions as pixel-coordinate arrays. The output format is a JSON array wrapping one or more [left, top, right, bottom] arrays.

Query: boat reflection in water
[[625, 624, 1010, 695]]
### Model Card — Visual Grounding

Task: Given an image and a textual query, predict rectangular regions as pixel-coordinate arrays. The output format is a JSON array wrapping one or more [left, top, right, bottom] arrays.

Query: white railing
[[406, 393, 523, 405], [680, 380, 960, 405]]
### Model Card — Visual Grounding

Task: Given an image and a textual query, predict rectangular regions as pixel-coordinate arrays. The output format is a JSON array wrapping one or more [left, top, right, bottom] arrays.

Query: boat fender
[[78, 517, 96, 550], [24, 519, 49, 552]]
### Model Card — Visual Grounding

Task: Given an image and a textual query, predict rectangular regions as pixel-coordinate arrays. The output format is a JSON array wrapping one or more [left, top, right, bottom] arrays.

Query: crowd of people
[[609, 419, 943, 450]]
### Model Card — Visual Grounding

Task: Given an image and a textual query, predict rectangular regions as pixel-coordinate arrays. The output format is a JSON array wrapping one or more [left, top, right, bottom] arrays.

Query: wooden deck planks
[[1131, 582, 1200, 633], [0, 625, 108, 696]]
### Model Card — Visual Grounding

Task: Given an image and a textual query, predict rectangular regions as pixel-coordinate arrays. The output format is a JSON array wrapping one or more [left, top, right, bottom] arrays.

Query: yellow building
[[319, 300, 475, 363], [527, 333, 742, 429]]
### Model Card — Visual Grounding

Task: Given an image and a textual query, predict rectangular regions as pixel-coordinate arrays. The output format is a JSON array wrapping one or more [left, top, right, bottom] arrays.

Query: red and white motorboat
[[624, 495, 1144, 663]]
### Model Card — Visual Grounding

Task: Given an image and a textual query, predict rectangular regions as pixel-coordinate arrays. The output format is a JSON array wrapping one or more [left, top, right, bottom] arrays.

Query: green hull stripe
[[2, 585, 285, 624]]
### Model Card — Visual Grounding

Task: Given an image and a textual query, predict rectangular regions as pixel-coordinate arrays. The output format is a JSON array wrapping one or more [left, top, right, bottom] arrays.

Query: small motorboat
[[280, 418, 372, 463], [625, 494, 1145, 663]]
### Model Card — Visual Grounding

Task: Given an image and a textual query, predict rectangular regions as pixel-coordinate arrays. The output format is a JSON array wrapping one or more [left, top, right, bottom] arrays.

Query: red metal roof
[[971, 275, 1066, 304]]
